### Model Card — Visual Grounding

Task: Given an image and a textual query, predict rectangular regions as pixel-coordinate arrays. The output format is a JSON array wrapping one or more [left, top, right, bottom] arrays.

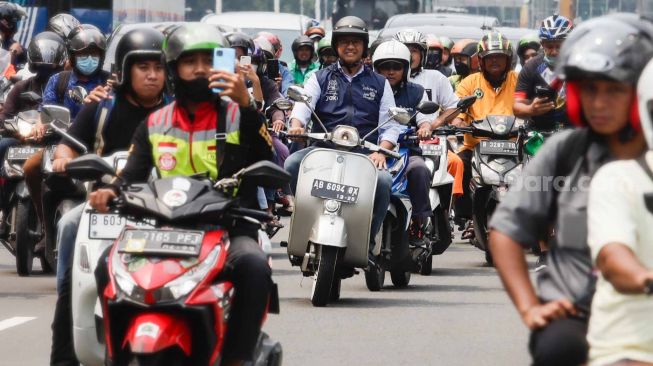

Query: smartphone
[[212, 48, 236, 93], [535, 85, 556, 101], [240, 55, 251, 66], [266, 58, 280, 80]]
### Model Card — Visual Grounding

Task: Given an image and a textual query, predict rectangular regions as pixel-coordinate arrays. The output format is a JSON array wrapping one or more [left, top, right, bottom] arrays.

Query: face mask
[[75, 55, 99, 76], [174, 77, 214, 103], [454, 62, 470, 77], [544, 55, 557, 68]]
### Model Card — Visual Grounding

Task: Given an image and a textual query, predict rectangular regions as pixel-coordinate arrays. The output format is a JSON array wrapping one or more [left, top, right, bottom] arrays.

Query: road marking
[[0, 317, 36, 332]]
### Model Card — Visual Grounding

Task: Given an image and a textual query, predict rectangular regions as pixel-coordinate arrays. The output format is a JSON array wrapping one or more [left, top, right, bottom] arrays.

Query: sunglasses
[[377, 61, 404, 71]]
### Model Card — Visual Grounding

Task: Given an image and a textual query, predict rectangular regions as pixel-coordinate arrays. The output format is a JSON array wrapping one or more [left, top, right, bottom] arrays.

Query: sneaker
[[534, 253, 547, 272]]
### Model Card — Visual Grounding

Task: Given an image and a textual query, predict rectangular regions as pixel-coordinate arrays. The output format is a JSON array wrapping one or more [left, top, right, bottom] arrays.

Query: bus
[[332, 0, 430, 29]]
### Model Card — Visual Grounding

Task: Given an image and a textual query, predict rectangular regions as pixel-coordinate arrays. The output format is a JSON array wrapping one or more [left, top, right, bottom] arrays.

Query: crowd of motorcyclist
[[0, 0, 650, 364]]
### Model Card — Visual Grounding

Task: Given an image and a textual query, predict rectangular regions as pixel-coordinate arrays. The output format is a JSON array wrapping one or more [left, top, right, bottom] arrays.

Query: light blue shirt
[[289, 62, 401, 145], [279, 64, 292, 96]]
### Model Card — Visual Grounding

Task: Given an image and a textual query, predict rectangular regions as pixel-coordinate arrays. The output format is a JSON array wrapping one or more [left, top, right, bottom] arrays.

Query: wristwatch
[[644, 279, 653, 295]]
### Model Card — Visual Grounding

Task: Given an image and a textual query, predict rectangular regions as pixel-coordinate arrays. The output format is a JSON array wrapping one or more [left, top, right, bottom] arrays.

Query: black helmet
[[27, 31, 67, 69], [68, 24, 107, 54], [226, 31, 255, 56], [0, 2, 25, 35], [331, 16, 369, 56], [556, 13, 653, 84], [114, 27, 164, 89], [46, 13, 80, 40], [292, 35, 314, 57]]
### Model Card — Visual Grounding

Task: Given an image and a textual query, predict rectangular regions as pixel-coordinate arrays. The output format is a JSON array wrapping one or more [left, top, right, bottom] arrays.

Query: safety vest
[[147, 100, 241, 180]]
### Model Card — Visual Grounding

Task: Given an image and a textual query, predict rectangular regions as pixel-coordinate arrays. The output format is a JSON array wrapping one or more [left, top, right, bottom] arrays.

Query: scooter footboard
[[122, 313, 192, 356]]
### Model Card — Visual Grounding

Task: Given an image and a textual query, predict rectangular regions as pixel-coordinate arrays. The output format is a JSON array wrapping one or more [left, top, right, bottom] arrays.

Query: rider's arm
[[0, 79, 26, 122], [41, 72, 60, 106], [588, 163, 653, 294], [513, 68, 534, 118], [288, 73, 320, 129], [260, 76, 285, 124], [378, 79, 399, 146]]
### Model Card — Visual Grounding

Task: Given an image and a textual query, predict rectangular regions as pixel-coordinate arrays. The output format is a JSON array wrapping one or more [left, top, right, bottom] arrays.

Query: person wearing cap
[[290, 35, 320, 86], [489, 13, 653, 366], [285, 15, 399, 251]]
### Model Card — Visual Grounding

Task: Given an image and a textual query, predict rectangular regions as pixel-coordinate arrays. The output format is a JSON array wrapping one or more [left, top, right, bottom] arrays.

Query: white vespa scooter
[[285, 86, 409, 307]]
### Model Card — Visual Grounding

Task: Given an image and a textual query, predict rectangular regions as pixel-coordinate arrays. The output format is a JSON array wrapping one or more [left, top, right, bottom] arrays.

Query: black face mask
[[454, 62, 470, 78], [174, 77, 214, 103]]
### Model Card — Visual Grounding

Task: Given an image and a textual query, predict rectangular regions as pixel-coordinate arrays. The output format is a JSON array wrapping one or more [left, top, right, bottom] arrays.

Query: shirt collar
[[336, 61, 366, 81]]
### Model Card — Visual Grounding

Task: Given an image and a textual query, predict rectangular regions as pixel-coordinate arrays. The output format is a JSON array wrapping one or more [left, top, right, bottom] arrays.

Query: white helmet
[[638, 58, 653, 149], [372, 40, 411, 83]]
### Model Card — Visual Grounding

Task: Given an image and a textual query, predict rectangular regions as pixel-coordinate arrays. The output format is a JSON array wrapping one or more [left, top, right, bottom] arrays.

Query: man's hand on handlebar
[[89, 188, 117, 213], [287, 119, 306, 140], [52, 157, 72, 173], [417, 122, 432, 140], [451, 117, 468, 127], [271, 119, 285, 133], [368, 152, 387, 169]]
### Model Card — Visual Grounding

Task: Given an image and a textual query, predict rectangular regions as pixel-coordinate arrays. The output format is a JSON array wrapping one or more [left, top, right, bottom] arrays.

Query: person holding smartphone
[[513, 14, 573, 132]]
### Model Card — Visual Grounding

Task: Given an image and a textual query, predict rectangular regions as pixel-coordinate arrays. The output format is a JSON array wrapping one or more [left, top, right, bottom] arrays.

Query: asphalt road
[[0, 223, 533, 366]]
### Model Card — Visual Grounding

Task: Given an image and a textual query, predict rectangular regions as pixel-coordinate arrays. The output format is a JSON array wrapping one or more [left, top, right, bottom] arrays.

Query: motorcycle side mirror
[[287, 85, 311, 103], [19, 91, 41, 104], [238, 161, 291, 189], [389, 107, 411, 125], [416, 101, 439, 115], [66, 154, 117, 181], [41, 104, 70, 126], [457, 95, 477, 110], [68, 86, 88, 105], [272, 98, 293, 111]]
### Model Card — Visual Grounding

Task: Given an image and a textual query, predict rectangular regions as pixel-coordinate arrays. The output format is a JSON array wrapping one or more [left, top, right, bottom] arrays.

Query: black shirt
[[0, 76, 47, 121], [515, 54, 568, 130], [63, 93, 164, 155]]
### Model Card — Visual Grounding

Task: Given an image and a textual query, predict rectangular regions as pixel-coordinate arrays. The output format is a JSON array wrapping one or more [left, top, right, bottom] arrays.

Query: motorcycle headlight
[[160, 245, 222, 301], [331, 126, 359, 148], [3, 160, 23, 178], [480, 163, 502, 186], [111, 251, 138, 296]]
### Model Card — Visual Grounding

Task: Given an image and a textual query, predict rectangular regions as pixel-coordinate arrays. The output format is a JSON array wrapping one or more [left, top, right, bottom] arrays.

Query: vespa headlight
[[324, 199, 340, 213], [331, 126, 359, 148], [160, 245, 222, 301]]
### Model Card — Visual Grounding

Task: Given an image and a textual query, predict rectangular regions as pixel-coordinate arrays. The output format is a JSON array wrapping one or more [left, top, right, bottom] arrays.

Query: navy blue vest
[[314, 64, 386, 142], [393, 82, 425, 126]]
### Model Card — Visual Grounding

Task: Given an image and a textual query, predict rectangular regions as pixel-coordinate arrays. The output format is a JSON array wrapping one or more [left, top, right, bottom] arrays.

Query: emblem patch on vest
[[474, 88, 484, 99], [324, 79, 338, 102], [362, 85, 377, 101], [159, 153, 177, 171]]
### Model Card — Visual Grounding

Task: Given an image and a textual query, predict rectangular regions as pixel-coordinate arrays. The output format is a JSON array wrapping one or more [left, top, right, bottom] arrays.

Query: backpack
[[55, 70, 73, 105]]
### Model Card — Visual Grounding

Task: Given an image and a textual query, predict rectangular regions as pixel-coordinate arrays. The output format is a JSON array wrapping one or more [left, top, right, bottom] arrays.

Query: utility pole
[[274, 0, 280, 13], [315, 0, 321, 21], [215, 0, 222, 14]]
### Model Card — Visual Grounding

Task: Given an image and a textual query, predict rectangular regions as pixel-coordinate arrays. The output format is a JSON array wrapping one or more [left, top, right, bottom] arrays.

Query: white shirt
[[587, 151, 653, 366], [410, 69, 459, 110], [289, 62, 401, 145], [414, 89, 434, 126]]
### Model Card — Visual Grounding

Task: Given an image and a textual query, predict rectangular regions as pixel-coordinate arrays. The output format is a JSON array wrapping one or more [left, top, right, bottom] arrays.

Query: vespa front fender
[[309, 214, 347, 248]]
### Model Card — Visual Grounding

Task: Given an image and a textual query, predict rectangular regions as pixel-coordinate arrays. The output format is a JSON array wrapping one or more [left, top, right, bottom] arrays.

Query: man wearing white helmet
[[393, 29, 459, 129], [373, 39, 435, 249]]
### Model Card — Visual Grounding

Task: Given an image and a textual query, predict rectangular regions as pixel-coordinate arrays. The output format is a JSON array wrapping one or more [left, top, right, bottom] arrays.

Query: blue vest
[[393, 82, 425, 126], [314, 64, 386, 142]]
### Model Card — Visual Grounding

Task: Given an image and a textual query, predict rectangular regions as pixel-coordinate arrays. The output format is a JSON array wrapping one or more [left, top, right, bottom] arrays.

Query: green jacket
[[289, 60, 320, 86]]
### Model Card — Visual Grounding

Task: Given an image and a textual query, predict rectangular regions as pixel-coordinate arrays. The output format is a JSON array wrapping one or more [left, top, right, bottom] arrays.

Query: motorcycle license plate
[[88, 213, 153, 240], [118, 229, 204, 257], [479, 140, 518, 156], [311, 179, 359, 203], [7, 146, 39, 161], [420, 144, 442, 156]]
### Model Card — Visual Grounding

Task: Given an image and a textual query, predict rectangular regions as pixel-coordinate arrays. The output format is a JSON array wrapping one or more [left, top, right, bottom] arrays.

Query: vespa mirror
[[416, 101, 439, 115], [272, 98, 293, 111], [389, 107, 411, 125], [41, 104, 70, 125], [287, 85, 311, 103]]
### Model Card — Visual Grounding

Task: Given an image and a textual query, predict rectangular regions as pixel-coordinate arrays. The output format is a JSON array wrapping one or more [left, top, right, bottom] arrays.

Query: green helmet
[[439, 36, 454, 50], [162, 23, 228, 64], [317, 37, 333, 56]]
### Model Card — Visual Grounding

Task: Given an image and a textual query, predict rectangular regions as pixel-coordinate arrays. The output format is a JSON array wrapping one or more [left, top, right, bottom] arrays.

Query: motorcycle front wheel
[[15, 199, 37, 276], [310, 245, 338, 307]]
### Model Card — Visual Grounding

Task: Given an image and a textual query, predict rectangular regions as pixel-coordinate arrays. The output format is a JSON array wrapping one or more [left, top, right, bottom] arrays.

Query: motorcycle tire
[[15, 199, 36, 276], [330, 276, 342, 301], [364, 263, 385, 291], [310, 245, 338, 307], [419, 255, 433, 276], [431, 206, 452, 256], [390, 270, 411, 288], [43, 200, 76, 273]]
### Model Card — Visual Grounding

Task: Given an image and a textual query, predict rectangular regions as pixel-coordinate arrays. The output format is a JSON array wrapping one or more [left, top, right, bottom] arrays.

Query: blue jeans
[[55, 203, 84, 294], [284, 146, 392, 239]]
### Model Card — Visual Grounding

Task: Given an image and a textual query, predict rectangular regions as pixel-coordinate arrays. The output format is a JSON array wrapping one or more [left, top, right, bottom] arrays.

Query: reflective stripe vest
[[147, 100, 241, 180]]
